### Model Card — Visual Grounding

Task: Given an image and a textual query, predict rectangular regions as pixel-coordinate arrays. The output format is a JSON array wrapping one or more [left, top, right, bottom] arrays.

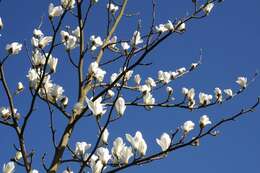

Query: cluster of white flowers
[[48, 3, 64, 18], [31, 29, 53, 49], [5, 42, 22, 55], [0, 107, 19, 120], [60, 28, 78, 50], [182, 115, 212, 134], [89, 61, 106, 82], [90, 35, 103, 51], [107, 3, 119, 13]]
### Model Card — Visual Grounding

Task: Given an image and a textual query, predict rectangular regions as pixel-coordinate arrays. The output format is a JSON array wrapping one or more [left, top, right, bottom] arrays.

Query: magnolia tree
[[0, 0, 259, 173]]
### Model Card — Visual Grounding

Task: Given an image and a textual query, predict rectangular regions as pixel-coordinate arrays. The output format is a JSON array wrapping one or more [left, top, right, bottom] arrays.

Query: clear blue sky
[[0, 0, 260, 172]]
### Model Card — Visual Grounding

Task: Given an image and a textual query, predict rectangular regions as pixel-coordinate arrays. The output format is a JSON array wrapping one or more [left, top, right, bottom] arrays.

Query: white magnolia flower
[[107, 89, 115, 98], [49, 3, 64, 18], [111, 137, 133, 164], [120, 146, 133, 164], [61, 0, 76, 9], [60, 96, 69, 107], [121, 42, 130, 50], [2, 161, 15, 173], [176, 21, 186, 32], [158, 71, 171, 84], [88, 62, 106, 82], [139, 84, 151, 94], [96, 147, 111, 165], [164, 20, 174, 31], [214, 87, 222, 102], [145, 77, 156, 88], [65, 35, 77, 50], [0, 107, 10, 119], [156, 133, 171, 151], [90, 35, 103, 51], [191, 63, 199, 69], [39, 36, 53, 48], [16, 82, 24, 93], [6, 42, 22, 55], [131, 31, 143, 46], [143, 92, 155, 109], [182, 87, 189, 96], [203, 3, 214, 15], [31, 50, 45, 66], [166, 86, 173, 95], [33, 29, 44, 38], [115, 97, 126, 116], [75, 142, 91, 156], [112, 137, 124, 161], [107, 3, 119, 13], [15, 151, 22, 161], [86, 97, 106, 117], [177, 67, 186, 75], [199, 92, 213, 106], [101, 128, 109, 144], [62, 169, 73, 173], [49, 84, 64, 101], [72, 26, 80, 38], [155, 24, 168, 33], [182, 120, 195, 133], [224, 89, 233, 97], [134, 74, 141, 85], [126, 131, 147, 156], [200, 115, 212, 128], [171, 71, 179, 79], [0, 17, 3, 30], [91, 160, 103, 173], [236, 76, 247, 88], [187, 88, 195, 101], [48, 56, 58, 72], [30, 169, 39, 173]]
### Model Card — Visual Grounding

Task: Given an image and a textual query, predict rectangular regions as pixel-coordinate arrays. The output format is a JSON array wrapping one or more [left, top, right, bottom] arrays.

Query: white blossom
[[182, 120, 195, 133], [121, 42, 130, 50], [224, 89, 233, 97], [182, 87, 189, 96], [107, 3, 119, 13], [120, 146, 133, 164], [61, 0, 76, 9], [90, 35, 103, 51], [131, 31, 143, 46], [101, 128, 109, 144], [203, 3, 214, 15], [48, 3, 64, 18], [236, 76, 247, 88], [33, 29, 44, 38], [145, 77, 156, 88], [60, 96, 69, 107], [143, 92, 155, 109], [49, 84, 64, 101], [16, 82, 24, 93], [75, 142, 91, 156], [115, 97, 126, 116], [86, 97, 106, 117], [15, 151, 22, 161], [176, 21, 186, 32], [2, 161, 15, 173], [199, 92, 213, 106], [156, 133, 171, 151], [166, 86, 173, 95], [164, 20, 174, 31], [139, 84, 151, 94], [107, 89, 115, 98], [126, 131, 147, 156], [214, 87, 222, 102], [6, 42, 22, 55], [30, 169, 39, 173], [91, 160, 103, 173], [110, 73, 118, 84], [0, 17, 3, 30], [38, 36, 53, 48], [199, 115, 212, 128], [155, 24, 168, 33], [96, 147, 111, 165], [48, 56, 58, 72]]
